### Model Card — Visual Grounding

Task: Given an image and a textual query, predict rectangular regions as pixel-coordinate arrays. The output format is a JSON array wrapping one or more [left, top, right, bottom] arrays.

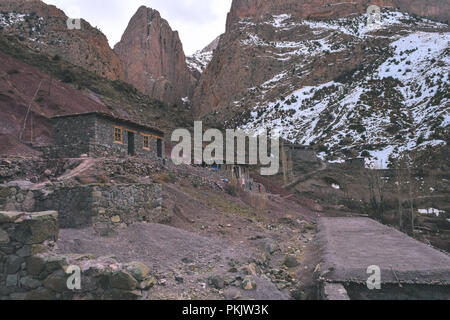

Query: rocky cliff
[[226, 0, 449, 30], [114, 6, 196, 106], [186, 35, 221, 80], [195, 0, 449, 117], [0, 0, 124, 81], [194, 1, 449, 167]]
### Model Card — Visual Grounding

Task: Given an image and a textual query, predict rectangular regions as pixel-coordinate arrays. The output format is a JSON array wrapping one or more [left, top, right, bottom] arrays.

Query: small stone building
[[280, 142, 321, 181], [48, 112, 164, 159], [345, 158, 365, 169]]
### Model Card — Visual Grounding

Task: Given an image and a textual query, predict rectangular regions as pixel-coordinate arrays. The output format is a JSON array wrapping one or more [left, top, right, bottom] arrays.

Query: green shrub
[[60, 69, 75, 83]]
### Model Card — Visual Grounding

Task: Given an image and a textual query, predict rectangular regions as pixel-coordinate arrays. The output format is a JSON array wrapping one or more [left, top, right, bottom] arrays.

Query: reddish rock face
[[0, 0, 124, 81], [226, 0, 448, 30], [396, 0, 449, 23], [226, 0, 393, 30], [193, 0, 450, 117], [0, 0, 65, 18], [114, 6, 196, 106]]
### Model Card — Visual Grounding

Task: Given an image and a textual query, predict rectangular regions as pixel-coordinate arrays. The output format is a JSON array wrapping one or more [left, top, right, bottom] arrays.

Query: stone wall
[[94, 116, 163, 159], [282, 145, 322, 178], [52, 115, 96, 152], [0, 183, 163, 231], [319, 282, 350, 300], [0, 158, 80, 185], [47, 114, 165, 160], [0, 211, 155, 300]]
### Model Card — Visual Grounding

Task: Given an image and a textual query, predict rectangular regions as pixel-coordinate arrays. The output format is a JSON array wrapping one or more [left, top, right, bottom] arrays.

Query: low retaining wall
[[0, 183, 163, 231], [319, 282, 350, 300], [0, 211, 155, 300]]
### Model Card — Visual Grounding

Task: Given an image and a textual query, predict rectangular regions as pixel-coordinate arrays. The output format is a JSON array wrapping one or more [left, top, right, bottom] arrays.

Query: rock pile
[[0, 211, 154, 300]]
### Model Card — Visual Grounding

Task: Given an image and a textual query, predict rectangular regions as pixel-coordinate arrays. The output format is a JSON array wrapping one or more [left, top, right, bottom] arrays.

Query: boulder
[[283, 255, 300, 268], [208, 274, 225, 289], [140, 277, 156, 290], [11, 211, 58, 245], [6, 273, 18, 287], [19, 276, 42, 289], [0, 229, 9, 244], [42, 255, 69, 272], [110, 270, 138, 290], [242, 275, 257, 291], [125, 261, 150, 281], [26, 256, 45, 275], [0, 211, 24, 223], [262, 239, 280, 255], [111, 216, 121, 223], [43, 270, 68, 292], [6, 255, 24, 274]]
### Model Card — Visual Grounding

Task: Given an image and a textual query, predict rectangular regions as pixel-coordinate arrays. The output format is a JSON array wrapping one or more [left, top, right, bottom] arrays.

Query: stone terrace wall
[[0, 211, 155, 300], [0, 183, 163, 231]]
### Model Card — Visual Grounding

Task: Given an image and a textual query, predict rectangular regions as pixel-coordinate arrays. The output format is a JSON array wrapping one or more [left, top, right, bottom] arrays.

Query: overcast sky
[[43, 0, 232, 55]]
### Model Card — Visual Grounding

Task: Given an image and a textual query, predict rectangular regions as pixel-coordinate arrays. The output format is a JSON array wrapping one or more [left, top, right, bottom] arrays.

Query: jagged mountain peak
[[186, 35, 222, 78], [0, 0, 124, 81], [114, 6, 196, 106], [196, 8, 449, 167]]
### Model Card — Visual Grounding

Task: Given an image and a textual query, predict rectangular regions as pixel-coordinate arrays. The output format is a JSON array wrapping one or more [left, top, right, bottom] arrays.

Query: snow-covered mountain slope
[[211, 11, 449, 168], [187, 50, 214, 74], [186, 36, 221, 78]]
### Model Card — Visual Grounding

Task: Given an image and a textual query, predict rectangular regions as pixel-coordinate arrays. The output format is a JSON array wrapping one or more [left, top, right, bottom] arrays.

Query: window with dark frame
[[114, 126, 123, 143], [143, 135, 150, 150]]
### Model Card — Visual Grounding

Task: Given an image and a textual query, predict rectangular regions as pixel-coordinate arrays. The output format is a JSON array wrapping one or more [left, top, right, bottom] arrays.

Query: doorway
[[157, 138, 163, 158], [128, 131, 135, 156]]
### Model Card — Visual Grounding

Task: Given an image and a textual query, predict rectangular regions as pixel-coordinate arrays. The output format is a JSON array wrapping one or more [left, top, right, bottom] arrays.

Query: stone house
[[345, 158, 365, 169], [48, 112, 164, 159], [280, 142, 321, 182]]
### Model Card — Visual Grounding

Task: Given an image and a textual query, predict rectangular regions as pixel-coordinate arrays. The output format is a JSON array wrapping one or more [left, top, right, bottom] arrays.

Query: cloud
[[43, 0, 232, 54]]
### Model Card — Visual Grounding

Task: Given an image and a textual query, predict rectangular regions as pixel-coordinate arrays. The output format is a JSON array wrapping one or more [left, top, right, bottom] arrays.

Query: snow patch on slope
[[187, 50, 214, 74], [242, 29, 449, 168], [0, 12, 26, 27]]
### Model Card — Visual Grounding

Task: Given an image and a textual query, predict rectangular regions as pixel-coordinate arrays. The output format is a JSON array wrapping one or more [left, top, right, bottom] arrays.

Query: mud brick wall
[[0, 211, 155, 300], [0, 183, 163, 229]]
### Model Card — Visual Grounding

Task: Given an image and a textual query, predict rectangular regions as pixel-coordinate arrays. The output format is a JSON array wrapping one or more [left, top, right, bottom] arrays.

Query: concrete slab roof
[[318, 217, 450, 285]]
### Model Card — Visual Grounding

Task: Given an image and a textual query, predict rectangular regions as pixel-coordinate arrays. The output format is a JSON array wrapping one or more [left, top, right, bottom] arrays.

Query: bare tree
[[395, 162, 404, 231], [368, 166, 385, 221]]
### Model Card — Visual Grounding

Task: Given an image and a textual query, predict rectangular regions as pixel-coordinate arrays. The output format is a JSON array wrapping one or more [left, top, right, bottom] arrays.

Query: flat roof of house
[[318, 217, 450, 285], [51, 112, 164, 136]]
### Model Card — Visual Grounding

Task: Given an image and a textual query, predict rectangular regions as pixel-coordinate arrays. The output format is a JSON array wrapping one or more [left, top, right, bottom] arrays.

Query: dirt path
[[283, 161, 328, 189], [57, 223, 290, 300], [56, 158, 96, 181]]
